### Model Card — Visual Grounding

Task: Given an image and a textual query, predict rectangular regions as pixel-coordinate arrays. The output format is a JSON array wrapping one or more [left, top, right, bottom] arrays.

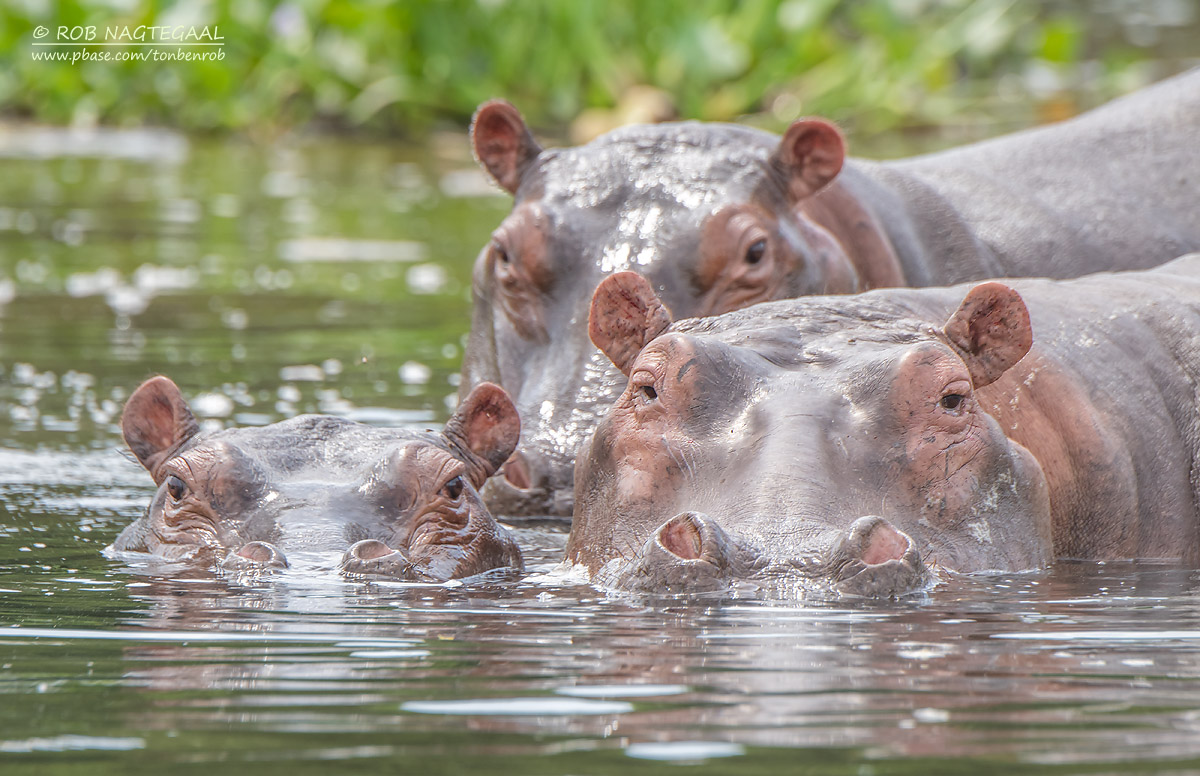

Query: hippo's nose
[[605, 511, 745, 592], [339, 539, 418, 580], [346, 539, 400, 561], [481, 449, 575, 517], [829, 516, 930, 598], [842, 516, 914, 565], [500, 451, 532, 490], [653, 512, 734, 566], [221, 540, 289, 571]]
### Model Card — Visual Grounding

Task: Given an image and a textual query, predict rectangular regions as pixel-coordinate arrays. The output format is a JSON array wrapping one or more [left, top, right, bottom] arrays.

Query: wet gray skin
[[462, 105, 864, 517], [570, 257, 1200, 595], [461, 71, 1200, 517], [114, 376, 522, 581], [569, 276, 1028, 597]]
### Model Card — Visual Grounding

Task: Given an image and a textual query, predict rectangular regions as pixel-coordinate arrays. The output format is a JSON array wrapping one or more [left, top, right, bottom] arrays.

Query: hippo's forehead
[[191, 416, 448, 482], [674, 297, 943, 370], [533, 128, 775, 211], [645, 305, 953, 426]]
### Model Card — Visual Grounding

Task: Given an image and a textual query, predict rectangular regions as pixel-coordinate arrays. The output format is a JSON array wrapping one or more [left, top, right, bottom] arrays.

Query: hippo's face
[[568, 273, 1053, 596], [462, 102, 855, 516], [115, 376, 522, 581]]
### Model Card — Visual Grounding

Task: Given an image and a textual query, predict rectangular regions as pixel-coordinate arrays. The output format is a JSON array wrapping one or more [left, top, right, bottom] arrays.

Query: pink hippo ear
[[121, 375, 200, 481], [471, 100, 543, 195], [943, 282, 1033, 388], [445, 382, 521, 488], [769, 118, 845, 202], [589, 271, 674, 376]]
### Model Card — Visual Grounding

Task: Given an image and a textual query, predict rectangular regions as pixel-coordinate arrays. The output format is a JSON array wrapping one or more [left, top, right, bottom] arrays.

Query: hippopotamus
[[462, 68, 1200, 516], [568, 254, 1200, 595], [113, 376, 523, 581]]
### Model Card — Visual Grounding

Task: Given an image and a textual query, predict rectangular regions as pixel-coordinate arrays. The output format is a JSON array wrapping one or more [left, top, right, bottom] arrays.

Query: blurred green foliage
[[0, 0, 1187, 135]]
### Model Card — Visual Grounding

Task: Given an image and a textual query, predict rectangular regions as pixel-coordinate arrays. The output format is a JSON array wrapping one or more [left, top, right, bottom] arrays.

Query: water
[[4, 117, 1200, 773]]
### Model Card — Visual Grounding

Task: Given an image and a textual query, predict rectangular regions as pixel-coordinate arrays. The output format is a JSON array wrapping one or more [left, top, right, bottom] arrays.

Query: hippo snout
[[827, 516, 930, 598], [221, 541, 289, 571], [654, 512, 735, 567], [608, 512, 753, 592], [480, 450, 575, 517], [338, 539, 421, 580]]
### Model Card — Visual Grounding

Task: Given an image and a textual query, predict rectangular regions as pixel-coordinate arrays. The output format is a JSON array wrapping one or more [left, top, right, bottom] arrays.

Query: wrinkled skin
[[462, 69, 1200, 516], [569, 254, 1200, 596], [113, 376, 522, 581]]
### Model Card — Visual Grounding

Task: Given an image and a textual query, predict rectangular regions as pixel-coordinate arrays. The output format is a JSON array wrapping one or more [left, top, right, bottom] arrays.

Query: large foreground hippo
[[113, 376, 522, 581], [463, 69, 1200, 516], [569, 255, 1200, 596]]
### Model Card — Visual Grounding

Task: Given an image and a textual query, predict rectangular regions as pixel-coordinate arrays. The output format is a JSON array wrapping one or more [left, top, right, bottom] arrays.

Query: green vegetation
[[0, 0, 1185, 136]]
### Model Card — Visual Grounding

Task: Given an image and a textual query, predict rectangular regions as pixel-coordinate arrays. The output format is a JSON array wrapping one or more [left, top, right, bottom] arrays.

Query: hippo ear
[[769, 118, 845, 202], [445, 382, 521, 487], [121, 376, 200, 481], [589, 271, 674, 376], [471, 100, 543, 195], [943, 282, 1033, 388]]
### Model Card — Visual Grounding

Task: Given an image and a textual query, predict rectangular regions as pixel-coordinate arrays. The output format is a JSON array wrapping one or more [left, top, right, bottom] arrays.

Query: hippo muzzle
[[825, 516, 931, 598], [480, 448, 576, 518], [221, 541, 290, 571], [339, 539, 422, 580], [604, 512, 930, 598]]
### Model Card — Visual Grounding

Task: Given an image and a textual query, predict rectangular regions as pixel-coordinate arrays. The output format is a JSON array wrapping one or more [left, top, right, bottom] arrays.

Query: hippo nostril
[[849, 516, 912, 566], [657, 514, 704, 560], [340, 539, 418, 580], [831, 517, 929, 598], [224, 541, 288, 570], [348, 539, 399, 561], [501, 451, 532, 490]]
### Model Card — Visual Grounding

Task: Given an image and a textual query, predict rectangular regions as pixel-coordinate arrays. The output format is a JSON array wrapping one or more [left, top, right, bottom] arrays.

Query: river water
[[2, 120, 1200, 775]]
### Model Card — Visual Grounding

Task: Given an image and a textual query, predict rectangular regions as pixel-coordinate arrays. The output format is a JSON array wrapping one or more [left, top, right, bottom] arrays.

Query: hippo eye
[[639, 385, 658, 402], [442, 475, 464, 501], [744, 239, 767, 265], [940, 393, 966, 412], [491, 242, 510, 265], [165, 474, 187, 502]]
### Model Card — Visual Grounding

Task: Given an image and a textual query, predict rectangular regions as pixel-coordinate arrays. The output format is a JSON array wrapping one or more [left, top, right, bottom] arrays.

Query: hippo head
[[567, 273, 1054, 597], [115, 376, 523, 581], [462, 101, 857, 516]]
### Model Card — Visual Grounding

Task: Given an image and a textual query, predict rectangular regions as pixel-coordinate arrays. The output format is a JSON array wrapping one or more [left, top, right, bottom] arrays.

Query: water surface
[[3, 123, 1200, 775]]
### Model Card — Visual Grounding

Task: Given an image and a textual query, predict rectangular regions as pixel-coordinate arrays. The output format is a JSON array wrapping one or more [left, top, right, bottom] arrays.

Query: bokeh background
[[2, 0, 1196, 138]]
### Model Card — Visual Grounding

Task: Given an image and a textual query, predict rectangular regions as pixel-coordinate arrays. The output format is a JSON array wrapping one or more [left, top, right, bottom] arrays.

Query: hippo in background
[[112, 376, 522, 581], [462, 68, 1200, 517], [568, 255, 1200, 596]]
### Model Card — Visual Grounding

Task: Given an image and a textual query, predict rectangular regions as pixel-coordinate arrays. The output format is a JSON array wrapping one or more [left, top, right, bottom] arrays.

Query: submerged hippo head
[[114, 376, 523, 581], [568, 273, 1053, 596], [461, 101, 863, 516]]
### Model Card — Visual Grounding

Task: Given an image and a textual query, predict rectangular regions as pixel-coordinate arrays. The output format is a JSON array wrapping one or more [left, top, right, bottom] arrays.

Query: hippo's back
[[880, 68, 1200, 280]]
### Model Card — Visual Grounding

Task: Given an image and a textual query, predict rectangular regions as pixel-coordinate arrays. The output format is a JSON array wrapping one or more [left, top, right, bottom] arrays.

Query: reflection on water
[[4, 84, 1200, 771], [0, 120, 509, 449], [4, 549, 1200, 772]]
